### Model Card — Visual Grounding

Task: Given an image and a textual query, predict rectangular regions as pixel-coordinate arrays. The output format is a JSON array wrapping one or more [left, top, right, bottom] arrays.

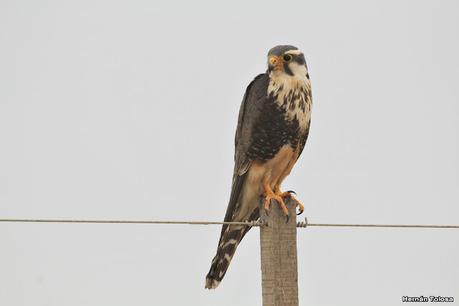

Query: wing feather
[[221, 73, 268, 229]]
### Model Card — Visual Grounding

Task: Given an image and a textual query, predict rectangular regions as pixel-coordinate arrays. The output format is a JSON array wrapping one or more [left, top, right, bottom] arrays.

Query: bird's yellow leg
[[262, 183, 289, 216], [274, 186, 305, 216]]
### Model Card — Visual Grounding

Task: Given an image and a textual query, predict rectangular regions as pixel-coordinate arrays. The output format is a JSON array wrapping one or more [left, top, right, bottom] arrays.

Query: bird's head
[[267, 45, 308, 79]]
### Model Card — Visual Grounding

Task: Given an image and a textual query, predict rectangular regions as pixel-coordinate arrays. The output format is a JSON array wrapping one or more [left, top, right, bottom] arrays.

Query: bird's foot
[[263, 190, 289, 223], [278, 190, 305, 216]]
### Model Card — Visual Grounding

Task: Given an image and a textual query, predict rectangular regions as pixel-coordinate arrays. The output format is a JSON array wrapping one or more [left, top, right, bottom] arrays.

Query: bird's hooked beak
[[268, 55, 283, 71]]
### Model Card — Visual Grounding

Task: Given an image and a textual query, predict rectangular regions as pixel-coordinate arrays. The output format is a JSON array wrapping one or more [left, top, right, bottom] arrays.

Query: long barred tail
[[205, 224, 251, 289]]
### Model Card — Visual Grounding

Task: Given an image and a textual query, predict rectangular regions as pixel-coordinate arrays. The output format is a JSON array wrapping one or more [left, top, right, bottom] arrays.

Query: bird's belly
[[235, 145, 299, 221], [248, 145, 299, 194]]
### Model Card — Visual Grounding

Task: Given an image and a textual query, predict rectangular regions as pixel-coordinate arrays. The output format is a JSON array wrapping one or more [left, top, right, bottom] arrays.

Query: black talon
[[285, 213, 290, 223], [286, 190, 297, 195], [264, 199, 271, 216], [260, 195, 269, 216]]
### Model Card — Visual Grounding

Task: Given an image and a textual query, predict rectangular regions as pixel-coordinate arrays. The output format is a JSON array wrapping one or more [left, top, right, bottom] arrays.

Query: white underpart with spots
[[268, 61, 312, 130]]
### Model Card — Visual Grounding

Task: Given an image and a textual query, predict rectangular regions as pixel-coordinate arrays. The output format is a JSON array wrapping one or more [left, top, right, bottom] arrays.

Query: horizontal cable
[[0, 218, 458, 229], [0, 218, 259, 226]]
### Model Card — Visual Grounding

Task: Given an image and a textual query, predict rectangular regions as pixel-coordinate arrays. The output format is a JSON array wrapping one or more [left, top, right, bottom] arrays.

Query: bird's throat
[[267, 74, 312, 131]]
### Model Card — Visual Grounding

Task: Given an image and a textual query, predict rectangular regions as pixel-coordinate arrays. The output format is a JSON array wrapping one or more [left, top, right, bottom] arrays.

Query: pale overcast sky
[[1, 0, 458, 305]]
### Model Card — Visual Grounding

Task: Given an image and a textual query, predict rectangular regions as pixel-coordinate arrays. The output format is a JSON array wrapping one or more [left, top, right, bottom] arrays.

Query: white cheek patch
[[288, 62, 308, 79]]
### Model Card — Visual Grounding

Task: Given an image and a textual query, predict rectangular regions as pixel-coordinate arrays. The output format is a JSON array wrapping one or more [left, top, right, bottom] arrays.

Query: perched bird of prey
[[205, 45, 312, 289]]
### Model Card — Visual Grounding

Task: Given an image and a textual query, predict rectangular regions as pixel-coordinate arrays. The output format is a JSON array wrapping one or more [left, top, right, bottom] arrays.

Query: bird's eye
[[283, 54, 292, 62]]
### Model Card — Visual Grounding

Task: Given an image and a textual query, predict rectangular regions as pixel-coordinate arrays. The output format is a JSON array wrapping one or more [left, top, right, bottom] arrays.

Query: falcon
[[205, 45, 312, 289]]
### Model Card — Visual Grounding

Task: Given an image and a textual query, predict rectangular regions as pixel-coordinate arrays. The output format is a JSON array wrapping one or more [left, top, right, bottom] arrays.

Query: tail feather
[[205, 207, 259, 289], [205, 225, 247, 289]]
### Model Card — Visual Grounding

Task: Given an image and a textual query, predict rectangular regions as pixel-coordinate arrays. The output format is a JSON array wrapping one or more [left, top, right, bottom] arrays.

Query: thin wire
[[295, 217, 459, 229], [0, 218, 458, 229], [0, 218, 260, 226], [308, 223, 459, 229]]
